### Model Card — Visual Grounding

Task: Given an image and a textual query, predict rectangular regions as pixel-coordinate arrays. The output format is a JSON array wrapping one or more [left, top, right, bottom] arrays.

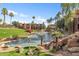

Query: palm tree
[[46, 17, 53, 32], [61, 3, 79, 14], [55, 18, 65, 30], [61, 3, 76, 33], [9, 12, 14, 25], [1, 8, 8, 25], [0, 19, 2, 24], [55, 11, 62, 22], [32, 16, 35, 23], [61, 3, 71, 15], [30, 16, 35, 31], [47, 17, 53, 25], [42, 22, 46, 29]]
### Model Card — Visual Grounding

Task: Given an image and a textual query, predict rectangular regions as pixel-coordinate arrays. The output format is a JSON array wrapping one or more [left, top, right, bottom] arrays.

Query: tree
[[60, 3, 76, 33], [12, 21, 19, 27], [9, 12, 14, 25], [31, 21, 34, 25], [46, 17, 54, 32], [61, 3, 71, 15], [30, 16, 35, 30], [55, 12, 62, 20], [32, 16, 35, 19], [42, 22, 46, 29], [1, 8, 8, 25], [47, 17, 53, 25], [32, 16, 35, 23], [55, 18, 65, 30], [52, 31, 64, 50], [0, 19, 2, 24]]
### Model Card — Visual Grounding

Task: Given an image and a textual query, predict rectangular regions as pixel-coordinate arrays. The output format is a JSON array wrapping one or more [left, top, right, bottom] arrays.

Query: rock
[[15, 45, 22, 48], [67, 36, 79, 48], [1, 38, 7, 41], [57, 32, 79, 48], [45, 32, 79, 52], [1, 38, 11, 41], [68, 47, 79, 52], [0, 44, 6, 47], [15, 45, 22, 53], [55, 54, 63, 56], [58, 38, 68, 46]]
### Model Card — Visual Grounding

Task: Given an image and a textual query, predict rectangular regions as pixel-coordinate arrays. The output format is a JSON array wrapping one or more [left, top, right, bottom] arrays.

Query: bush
[[52, 31, 64, 38], [49, 48, 57, 53], [24, 46, 36, 49], [32, 48, 40, 56], [24, 46, 40, 56], [24, 46, 38, 56]]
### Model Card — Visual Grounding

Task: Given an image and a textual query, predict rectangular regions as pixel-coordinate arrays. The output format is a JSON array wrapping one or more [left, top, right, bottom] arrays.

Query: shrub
[[24, 46, 36, 49], [32, 48, 40, 56], [49, 48, 57, 53], [52, 31, 64, 38]]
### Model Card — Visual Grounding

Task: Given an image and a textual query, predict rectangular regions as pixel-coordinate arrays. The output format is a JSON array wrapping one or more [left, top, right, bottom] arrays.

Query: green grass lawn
[[0, 28, 28, 39]]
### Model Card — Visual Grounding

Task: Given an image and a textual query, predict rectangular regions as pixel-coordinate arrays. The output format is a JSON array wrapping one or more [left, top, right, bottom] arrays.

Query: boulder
[[67, 36, 79, 47], [57, 38, 68, 46], [45, 32, 79, 51], [57, 32, 79, 48], [68, 47, 79, 52]]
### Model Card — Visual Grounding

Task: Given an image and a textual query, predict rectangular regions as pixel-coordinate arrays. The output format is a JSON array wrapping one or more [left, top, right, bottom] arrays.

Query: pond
[[5, 32, 53, 47]]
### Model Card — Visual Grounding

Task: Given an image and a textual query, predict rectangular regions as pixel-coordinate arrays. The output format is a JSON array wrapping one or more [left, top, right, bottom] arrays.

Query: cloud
[[34, 16, 55, 26], [19, 13, 28, 18], [35, 16, 46, 23], [8, 10, 18, 15], [36, 18, 46, 23], [8, 10, 29, 18], [7, 10, 55, 26]]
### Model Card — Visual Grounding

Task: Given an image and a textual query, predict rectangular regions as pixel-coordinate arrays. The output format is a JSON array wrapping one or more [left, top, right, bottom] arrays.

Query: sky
[[0, 3, 61, 26]]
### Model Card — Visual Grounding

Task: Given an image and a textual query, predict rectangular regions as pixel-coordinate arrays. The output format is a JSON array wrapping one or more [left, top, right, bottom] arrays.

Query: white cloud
[[36, 18, 48, 26], [34, 16, 55, 26], [36, 18, 46, 23], [8, 10, 18, 15], [32, 16, 47, 26], [8, 10, 29, 18], [7, 10, 55, 26], [19, 13, 28, 18]]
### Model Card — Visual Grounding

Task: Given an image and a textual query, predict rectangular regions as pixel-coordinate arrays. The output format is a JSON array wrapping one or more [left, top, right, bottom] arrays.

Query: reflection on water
[[5, 32, 53, 47]]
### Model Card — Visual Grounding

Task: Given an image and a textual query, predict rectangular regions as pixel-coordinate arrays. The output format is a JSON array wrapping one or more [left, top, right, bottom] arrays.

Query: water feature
[[5, 32, 53, 47]]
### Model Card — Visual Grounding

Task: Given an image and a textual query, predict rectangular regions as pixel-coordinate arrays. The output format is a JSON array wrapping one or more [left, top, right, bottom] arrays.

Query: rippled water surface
[[6, 32, 53, 47]]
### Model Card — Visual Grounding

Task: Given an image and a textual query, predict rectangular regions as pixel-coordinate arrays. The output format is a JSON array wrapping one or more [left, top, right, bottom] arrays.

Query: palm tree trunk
[[29, 38, 31, 50], [56, 37, 58, 50], [33, 19, 34, 23], [3, 15, 5, 26], [41, 35, 43, 46], [10, 17, 12, 25]]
